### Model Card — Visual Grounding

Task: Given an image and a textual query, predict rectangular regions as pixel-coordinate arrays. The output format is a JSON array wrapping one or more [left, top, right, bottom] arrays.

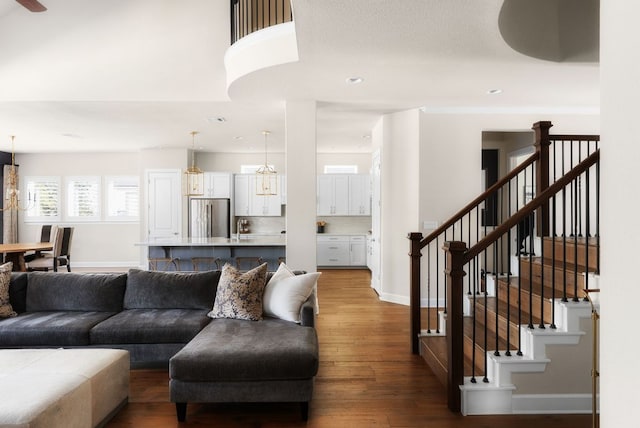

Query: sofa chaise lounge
[[0, 267, 319, 421]]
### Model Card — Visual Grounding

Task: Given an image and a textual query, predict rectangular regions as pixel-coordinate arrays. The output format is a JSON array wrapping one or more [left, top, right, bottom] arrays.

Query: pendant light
[[256, 130, 277, 196], [184, 131, 204, 197], [2, 135, 35, 211]]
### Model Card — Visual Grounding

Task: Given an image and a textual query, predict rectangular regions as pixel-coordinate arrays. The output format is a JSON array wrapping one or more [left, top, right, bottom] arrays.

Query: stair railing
[[409, 121, 600, 412]]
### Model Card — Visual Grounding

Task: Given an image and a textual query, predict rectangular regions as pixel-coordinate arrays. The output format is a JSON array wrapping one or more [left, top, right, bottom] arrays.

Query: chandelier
[[256, 130, 277, 196], [184, 131, 204, 197], [3, 136, 35, 211]]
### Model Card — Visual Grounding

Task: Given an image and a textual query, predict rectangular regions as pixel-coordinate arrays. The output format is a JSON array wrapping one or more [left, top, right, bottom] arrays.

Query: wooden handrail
[[464, 149, 600, 264], [419, 151, 539, 250]]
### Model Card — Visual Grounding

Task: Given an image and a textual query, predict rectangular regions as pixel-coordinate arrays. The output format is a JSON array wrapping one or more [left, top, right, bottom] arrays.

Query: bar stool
[[148, 258, 180, 271], [191, 257, 222, 271], [235, 257, 264, 271]]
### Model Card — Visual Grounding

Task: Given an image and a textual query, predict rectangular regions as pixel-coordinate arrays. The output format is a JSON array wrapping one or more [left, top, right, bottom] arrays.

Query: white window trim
[[324, 165, 359, 174], [64, 176, 101, 222], [104, 175, 140, 222], [23, 176, 62, 223]]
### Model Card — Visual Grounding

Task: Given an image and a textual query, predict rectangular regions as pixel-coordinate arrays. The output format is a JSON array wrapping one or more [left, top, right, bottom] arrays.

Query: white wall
[[196, 151, 371, 175], [16, 152, 142, 267], [378, 109, 421, 304], [600, 2, 640, 425]]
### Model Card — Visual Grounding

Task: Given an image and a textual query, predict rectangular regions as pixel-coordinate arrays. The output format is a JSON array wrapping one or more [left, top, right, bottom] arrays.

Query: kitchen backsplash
[[316, 216, 372, 234], [235, 209, 372, 236]]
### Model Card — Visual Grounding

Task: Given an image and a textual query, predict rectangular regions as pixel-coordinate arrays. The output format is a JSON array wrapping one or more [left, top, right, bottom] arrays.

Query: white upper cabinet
[[348, 174, 371, 215], [317, 174, 370, 216], [203, 172, 232, 198], [234, 174, 282, 217], [317, 175, 349, 216]]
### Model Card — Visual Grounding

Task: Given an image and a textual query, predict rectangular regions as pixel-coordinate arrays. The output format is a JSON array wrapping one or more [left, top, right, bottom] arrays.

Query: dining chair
[[24, 224, 56, 262], [26, 227, 64, 272], [55, 227, 74, 272]]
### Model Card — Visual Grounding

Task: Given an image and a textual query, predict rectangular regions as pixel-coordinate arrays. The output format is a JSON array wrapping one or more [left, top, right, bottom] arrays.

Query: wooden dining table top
[[0, 242, 53, 253]]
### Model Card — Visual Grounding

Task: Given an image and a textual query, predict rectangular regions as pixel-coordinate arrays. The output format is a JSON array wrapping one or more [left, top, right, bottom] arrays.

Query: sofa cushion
[[169, 318, 319, 382], [208, 263, 267, 321], [263, 263, 320, 323], [26, 272, 127, 312], [124, 269, 219, 310], [91, 309, 211, 344], [9, 272, 28, 314], [0, 311, 117, 346], [0, 262, 17, 318]]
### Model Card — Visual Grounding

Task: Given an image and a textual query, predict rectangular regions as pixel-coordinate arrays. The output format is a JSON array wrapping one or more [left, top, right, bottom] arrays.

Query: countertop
[[136, 236, 286, 247]]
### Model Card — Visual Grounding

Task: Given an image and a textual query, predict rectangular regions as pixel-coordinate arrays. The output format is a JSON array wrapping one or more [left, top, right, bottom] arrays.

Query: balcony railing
[[230, 0, 293, 44]]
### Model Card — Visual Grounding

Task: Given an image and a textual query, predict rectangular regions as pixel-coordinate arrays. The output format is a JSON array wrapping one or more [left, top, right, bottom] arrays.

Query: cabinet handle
[[328, 246, 339, 249], [329, 258, 339, 262]]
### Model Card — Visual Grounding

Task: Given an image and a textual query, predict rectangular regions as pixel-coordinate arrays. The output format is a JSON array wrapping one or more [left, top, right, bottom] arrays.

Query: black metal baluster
[[528, 211, 534, 329], [573, 176, 580, 302], [444, 230, 448, 315], [427, 243, 431, 334], [550, 139, 557, 329], [585, 166, 591, 299], [436, 236, 440, 333], [538, 202, 546, 330]]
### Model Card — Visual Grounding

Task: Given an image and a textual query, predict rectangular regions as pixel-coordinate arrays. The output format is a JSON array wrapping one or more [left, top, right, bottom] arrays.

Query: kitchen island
[[136, 236, 286, 271]]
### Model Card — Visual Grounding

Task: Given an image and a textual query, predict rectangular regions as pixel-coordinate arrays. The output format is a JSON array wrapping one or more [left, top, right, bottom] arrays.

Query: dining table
[[0, 242, 54, 272]]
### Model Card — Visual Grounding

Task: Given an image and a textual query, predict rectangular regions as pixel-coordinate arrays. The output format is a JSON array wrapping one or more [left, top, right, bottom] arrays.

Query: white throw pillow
[[263, 263, 321, 323]]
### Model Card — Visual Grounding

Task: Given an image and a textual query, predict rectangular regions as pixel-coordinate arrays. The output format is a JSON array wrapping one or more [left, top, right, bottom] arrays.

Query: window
[[25, 176, 61, 222], [241, 164, 276, 174], [65, 176, 101, 221], [324, 165, 358, 174], [105, 176, 139, 221]]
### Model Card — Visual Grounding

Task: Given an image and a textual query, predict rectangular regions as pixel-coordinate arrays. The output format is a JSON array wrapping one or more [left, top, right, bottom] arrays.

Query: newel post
[[443, 241, 467, 413], [408, 232, 423, 355], [533, 121, 552, 237]]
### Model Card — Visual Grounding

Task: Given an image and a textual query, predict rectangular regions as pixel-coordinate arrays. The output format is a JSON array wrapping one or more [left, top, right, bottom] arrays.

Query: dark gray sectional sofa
[[0, 269, 319, 421]]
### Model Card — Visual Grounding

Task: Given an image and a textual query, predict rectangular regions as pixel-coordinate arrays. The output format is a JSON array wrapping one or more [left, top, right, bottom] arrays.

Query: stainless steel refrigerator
[[188, 198, 231, 238]]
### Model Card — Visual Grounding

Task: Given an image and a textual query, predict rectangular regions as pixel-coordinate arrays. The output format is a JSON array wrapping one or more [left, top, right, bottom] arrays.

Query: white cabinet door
[[317, 175, 349, 216], [234, 175, 250, 216], [249, 175, 282, 216], [348, 174, 371, 215], [147, 169, 181, 239], [235, 174, 282, 217], [349, 236, 367, 266], [333, 175, 350, 215], [317, 235, 350, 266], [204, 172, 232, 198]]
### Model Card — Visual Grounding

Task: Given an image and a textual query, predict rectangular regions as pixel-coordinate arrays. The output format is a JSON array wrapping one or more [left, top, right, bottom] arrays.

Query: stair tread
[[496, 274, 580, 299]]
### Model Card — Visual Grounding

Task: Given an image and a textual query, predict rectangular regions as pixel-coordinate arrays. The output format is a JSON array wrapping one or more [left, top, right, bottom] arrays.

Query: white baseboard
[[512, 393, 598, 414]]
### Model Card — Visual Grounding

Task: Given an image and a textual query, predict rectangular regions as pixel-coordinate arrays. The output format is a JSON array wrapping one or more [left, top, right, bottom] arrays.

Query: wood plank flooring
[[106, 269, 590, 427]]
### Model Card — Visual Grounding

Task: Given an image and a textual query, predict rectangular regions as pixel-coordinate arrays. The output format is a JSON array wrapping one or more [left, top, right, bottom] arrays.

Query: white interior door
[[371, 150, 382, 293], [147, 169, 181, 239]]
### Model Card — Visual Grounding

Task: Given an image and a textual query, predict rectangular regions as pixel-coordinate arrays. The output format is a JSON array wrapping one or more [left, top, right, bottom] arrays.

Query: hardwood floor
[[107, 269, 590, 427]]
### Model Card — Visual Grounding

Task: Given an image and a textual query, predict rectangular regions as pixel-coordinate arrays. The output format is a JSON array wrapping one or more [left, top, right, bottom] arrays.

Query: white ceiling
[[0, 0, 599, 154]]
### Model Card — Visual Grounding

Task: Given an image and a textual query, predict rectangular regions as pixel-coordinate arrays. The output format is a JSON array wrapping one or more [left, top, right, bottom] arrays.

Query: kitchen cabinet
[[203, 172, 232, 198], [317, 175, 350, 216], [317, 235, 350, 266], [317, 174, 370, 216], [348, 174, 371, 215], [234, 174, 282, 217], [317, 235, 367, 267], [349, 235, 367, 266]]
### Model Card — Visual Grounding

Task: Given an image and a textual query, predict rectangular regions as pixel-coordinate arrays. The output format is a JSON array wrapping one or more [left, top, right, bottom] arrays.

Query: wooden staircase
[[419, 236, 598, 413]]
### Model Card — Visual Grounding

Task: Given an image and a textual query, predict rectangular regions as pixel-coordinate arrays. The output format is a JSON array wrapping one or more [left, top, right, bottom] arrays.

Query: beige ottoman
[[0, 349, 129, 428]]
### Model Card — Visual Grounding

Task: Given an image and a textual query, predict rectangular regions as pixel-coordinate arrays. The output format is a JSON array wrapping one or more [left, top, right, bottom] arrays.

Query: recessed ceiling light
[[346, 77, 364, 84], [233, 136, 243, 140], [487, 89, 503, 95], [207, 117, 226, 123], [362, 134, 371, 139]]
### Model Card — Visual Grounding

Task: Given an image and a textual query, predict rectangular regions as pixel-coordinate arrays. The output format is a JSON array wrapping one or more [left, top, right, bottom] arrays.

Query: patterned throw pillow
[[0, 262, 17, 318], [208, 263, 268, 321]]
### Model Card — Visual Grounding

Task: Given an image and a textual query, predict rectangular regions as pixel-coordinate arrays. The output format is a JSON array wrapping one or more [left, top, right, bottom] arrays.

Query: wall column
[[285, 100, 317, 273]]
